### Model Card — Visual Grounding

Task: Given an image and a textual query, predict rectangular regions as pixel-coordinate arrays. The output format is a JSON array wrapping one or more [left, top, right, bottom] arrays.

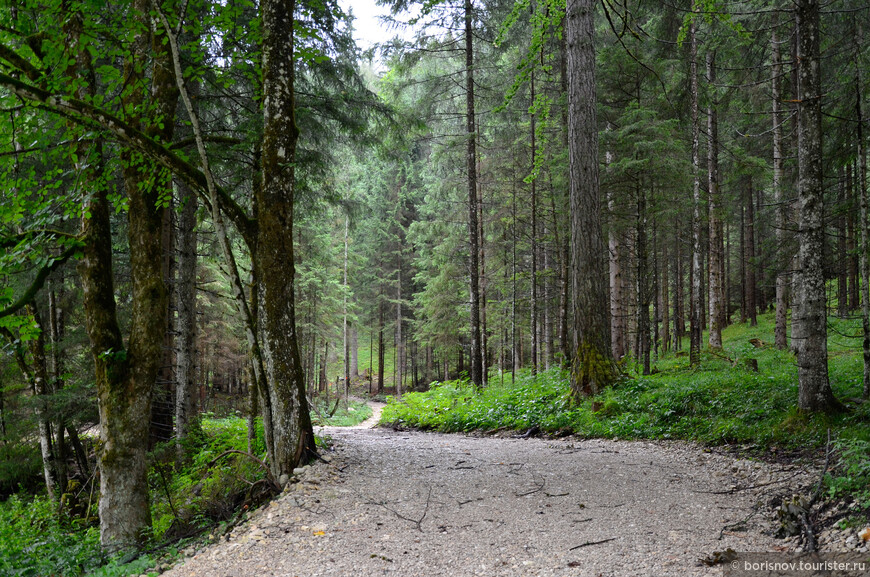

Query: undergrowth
[[0, 407, 365, 577], [309, 399, 372, 427]]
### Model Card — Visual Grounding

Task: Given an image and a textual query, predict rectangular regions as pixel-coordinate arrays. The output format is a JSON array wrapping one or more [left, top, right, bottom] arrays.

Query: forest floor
[[159, 403, 854, 577]]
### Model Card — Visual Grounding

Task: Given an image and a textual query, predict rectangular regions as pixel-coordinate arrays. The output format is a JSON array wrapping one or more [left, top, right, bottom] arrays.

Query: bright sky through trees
[[340, 0, 393, 50]]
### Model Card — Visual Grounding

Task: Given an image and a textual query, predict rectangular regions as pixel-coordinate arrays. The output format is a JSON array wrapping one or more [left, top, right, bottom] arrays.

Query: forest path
[[162, 426, 814, 577]]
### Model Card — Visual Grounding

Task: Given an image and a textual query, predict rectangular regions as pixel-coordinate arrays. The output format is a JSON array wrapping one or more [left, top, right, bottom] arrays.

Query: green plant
[[0, 493, 103, 576], [309, 400, 373, 427], [826, 438, 870, 508]]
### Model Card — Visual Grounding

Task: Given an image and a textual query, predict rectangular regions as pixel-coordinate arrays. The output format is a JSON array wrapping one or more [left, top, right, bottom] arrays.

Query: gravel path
[[161, 412, 816, 577]]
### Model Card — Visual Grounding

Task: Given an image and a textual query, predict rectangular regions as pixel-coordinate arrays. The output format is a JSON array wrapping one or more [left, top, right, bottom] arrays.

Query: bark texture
[[259, 0, 315, 479], [794, 0, 841, 413], [465, 0, 483, 387], [772, 26, 789, 350], [688, 17, 702, 366], [707, 51, 724, 350], [566, 0, 615, 397], [175, 183, 198, 445]]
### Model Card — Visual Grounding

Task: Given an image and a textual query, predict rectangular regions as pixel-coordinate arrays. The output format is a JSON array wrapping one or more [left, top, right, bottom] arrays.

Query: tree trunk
[[396, 248, 403, 397], [566, 0, 615, 397], [151, 197, 175, 448], [772, 25, 789, 349], [320, 340, 329, 394], [609, 189, 625, 360], [175, 181, 198, 448], [558, 19, 572, 367], [465, 0, 483, 387], [27, 304, 58, 500], [48, 274, 68, 493], [530, 72, 539, 375], [77, 0, 174, 548], [661, 233, 670, 354], [247, 361, 258, 454], [689, 16, 703, 366], [707, 51, 724, 350], [636, 181, 650, 375], [350, 327, 359, 379], [652, 219, 660, 360], [838, 166, 848, 317], [377, 296, 385, 394], [848, 163, 860, 310], [746, 178, 758, 326], [857, 72, 870, 400], [795, 0, 841, 413], [674, 218, 684, 351], [343, 216, 350, 404], [258, 0, 316, 479]]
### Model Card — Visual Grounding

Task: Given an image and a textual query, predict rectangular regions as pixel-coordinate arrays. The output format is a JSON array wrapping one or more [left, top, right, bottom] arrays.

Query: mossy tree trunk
[[258, 0, 316, 482], [566, 0, 616, 398]]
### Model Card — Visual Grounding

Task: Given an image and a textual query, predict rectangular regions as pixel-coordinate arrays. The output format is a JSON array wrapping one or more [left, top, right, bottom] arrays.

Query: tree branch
[[0, 243, 78, 319], [0, 70, 257, 247]]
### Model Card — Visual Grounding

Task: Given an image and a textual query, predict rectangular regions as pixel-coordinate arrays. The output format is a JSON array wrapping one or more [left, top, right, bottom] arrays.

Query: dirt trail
[[162, 408, 815, 577]]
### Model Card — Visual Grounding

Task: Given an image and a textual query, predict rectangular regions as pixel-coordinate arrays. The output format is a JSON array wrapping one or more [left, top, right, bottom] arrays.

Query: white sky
[[339, 0, 400, 51]]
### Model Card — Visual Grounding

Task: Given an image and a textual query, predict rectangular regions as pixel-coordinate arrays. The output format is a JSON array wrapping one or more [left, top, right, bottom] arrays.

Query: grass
[[381, 312, 870, 489], [310, 399, 372, 427]]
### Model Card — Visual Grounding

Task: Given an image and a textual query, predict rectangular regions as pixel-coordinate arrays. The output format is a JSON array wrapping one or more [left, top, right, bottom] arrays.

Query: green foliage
[[826, 438, 870, 509], [381, 312, 870, 449], [0, 440, 42, 496], [149, 416, 267, 541], [0, 494, 103, 577], [0, 417, 270, 577], [310, 399, 372, 427]]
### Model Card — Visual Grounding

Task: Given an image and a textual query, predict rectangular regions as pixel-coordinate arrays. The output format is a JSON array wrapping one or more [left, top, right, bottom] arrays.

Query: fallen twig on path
[[367, 486, 433, 532], [515, 475, 546, 497], [569, 537, 616, 550]]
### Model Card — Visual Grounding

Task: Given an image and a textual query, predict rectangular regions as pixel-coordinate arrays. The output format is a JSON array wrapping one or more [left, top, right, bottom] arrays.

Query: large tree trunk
[[689, 16, 703, 367], [707, 51, 724, 350], [175, 182, 198, 447], [530, 74, 539, 375], [151, 200, 175, 448], [566, 0, 615, 397], [148, 0, 181, 449], [558, 21, 572, 367], [465, 0, 483, 387], [258, 0, 315, 480], [77, 0, 174, 549], [794, 0, 841, 413], [772, 25, 789, 349]]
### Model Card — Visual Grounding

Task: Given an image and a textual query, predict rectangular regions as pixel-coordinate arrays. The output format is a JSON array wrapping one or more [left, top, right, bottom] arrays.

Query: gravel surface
[[161, 407, 820, 577]]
